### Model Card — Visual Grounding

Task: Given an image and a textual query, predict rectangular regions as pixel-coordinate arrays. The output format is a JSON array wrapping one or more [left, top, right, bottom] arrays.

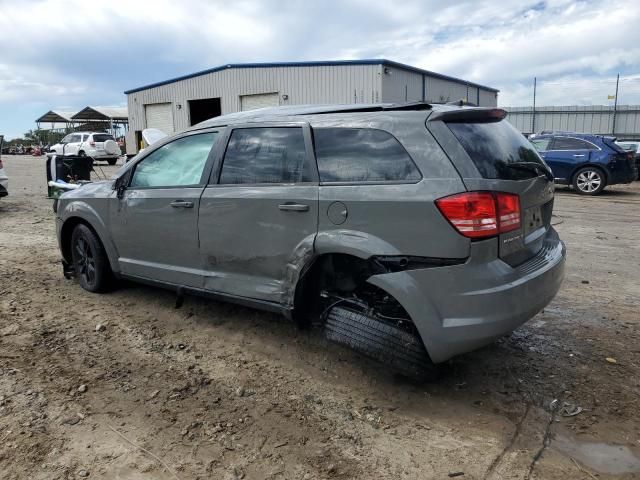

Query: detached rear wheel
[[70, 224, 112, 292], [573, 167, 606, 195], [325, 306, 439, 381]]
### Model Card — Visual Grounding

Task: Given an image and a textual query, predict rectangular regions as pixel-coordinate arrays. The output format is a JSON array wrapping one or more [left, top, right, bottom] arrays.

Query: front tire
[[70, 224, 112, 292], [573, 167, 606, 195]]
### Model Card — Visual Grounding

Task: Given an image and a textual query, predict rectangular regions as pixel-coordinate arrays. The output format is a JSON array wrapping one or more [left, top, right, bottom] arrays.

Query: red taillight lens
[[496, 193, 520, 233], [90, 141, 96, 147], [436, 192, 520, 239]]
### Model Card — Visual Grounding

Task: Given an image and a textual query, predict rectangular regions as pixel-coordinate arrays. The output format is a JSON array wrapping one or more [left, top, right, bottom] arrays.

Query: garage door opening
[[145, 103, 174, 135], [240, 92, 279, 111], [189, 98, 221, 126]]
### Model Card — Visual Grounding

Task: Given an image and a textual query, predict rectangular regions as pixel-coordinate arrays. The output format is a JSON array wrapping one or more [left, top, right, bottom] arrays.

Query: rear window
[[92, 134, 114, 142], [602, 138, 626, 153], [313, 128, 421, 183], [447, 120, 546, 180]]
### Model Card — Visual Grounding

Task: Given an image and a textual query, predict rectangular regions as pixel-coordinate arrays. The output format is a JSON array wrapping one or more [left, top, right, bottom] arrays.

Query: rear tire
[[107, 158, 117, 166], [325, 306, 438, 381], [70, 224, 112, 293], [572, 166, 606, 195]]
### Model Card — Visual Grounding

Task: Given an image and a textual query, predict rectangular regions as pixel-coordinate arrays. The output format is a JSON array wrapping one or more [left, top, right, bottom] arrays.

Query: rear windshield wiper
[[504, 162, 554, 181]]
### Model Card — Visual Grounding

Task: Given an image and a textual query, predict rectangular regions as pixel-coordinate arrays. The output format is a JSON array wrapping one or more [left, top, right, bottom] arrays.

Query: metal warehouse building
[[124, 59, 498, 154]]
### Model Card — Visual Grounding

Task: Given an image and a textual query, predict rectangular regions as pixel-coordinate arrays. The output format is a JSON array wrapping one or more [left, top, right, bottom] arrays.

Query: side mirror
[[114, 172, 129, 199]]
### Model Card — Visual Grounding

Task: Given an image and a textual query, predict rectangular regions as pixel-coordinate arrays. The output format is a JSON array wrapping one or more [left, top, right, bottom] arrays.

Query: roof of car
[[194, 102, 476, 128], [534, 131, 613, 140]]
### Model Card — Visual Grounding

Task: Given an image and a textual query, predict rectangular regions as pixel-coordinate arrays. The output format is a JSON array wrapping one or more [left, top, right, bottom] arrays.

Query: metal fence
[[503, 74, 640, 139]]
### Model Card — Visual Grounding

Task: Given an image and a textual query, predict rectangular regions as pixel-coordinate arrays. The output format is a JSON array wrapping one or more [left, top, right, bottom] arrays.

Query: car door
[[542, 136, 594, 181], [109, 130, 220, 287], [198, 124, 319, 304], [65, 134, 82, 156]]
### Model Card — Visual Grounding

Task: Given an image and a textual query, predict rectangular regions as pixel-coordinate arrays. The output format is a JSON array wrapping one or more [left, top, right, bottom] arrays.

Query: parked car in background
[[0, 137, 6, 198], [48, 132, 121, 165], [529, 132, 637, 195], [55, 103, 565, 378], [615, 140, 640, 177], [0, 161, 7, 198]]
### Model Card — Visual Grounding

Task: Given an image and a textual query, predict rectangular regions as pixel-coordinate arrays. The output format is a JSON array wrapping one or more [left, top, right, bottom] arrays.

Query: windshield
[[447, 120, 548, 180]]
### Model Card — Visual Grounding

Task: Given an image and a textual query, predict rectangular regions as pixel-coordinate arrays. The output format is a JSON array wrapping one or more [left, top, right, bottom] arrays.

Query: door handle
[[278, 203, 310, 212], [170, 200, 194, 208], [573, 154, 585, 157]]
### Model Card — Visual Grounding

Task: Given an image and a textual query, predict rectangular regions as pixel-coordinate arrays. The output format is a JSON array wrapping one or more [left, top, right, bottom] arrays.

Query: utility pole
[[532, 77, 537, 134], [612, 73, 620, 135]]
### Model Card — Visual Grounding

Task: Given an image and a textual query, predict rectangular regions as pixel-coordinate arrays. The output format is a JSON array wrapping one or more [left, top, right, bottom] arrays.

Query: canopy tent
[[35, 106, 129, 143], [71, 106, 128, 138], [71, 106, 128, 122], [35, 110, 77, 124]]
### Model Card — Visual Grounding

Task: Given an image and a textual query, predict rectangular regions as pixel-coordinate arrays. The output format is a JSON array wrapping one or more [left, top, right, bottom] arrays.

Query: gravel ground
[[1, 154, 639, 480]]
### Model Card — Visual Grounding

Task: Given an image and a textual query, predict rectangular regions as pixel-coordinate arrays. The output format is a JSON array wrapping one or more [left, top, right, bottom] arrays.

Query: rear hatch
[[91, 134, 115, 154], [427, 108, 555, 266]]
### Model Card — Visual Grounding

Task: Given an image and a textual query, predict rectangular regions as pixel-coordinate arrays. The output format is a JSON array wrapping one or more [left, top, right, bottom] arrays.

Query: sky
[[1, 0, 639, 139]]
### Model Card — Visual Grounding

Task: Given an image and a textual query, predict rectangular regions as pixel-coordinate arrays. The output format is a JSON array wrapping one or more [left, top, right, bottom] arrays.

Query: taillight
[[436, 191, 521, 239], [90, 141, 96, 147]]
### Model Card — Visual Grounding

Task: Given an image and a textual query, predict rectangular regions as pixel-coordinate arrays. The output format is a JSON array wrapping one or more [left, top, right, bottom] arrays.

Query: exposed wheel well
[[293, 253, 415, 332]]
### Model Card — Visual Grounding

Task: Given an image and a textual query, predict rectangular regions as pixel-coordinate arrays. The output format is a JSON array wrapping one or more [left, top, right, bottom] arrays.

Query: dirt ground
[[1, 154, 639, 480]]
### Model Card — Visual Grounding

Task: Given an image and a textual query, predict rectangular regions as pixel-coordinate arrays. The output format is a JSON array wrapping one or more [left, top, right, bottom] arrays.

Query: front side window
[[130, 132, 218, 188], [530, 137, 550, 152], [69, 134, 82, 143], [313, 128, 421, 183], [552, 137, 595, 151], [219, 127, 311, 184]]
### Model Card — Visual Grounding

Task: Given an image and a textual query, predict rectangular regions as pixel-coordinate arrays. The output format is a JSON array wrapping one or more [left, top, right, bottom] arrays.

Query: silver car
[[56, 103, 566, 378]]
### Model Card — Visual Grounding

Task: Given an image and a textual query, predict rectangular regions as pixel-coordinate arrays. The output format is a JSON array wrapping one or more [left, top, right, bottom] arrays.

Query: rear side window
[[219, 127, 312, 184], [552, 137, 597, 150], [447, 120, 546, 180], [92, 134, 114, 142], [313, 128, 421, 183]]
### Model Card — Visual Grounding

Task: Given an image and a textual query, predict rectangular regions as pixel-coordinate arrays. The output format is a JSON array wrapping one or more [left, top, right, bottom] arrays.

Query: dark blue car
[[529, 132, 637, 195]]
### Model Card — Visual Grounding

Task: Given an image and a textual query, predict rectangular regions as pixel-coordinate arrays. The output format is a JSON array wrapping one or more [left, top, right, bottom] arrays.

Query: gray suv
[[56, 103, 566, 378]]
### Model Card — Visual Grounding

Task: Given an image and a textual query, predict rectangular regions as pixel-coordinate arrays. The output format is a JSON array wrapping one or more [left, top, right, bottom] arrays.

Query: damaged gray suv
[[56, 103, 565, 378]]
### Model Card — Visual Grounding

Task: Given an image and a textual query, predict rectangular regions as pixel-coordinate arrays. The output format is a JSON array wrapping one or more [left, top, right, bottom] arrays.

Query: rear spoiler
[[428, 108, 507, 123]]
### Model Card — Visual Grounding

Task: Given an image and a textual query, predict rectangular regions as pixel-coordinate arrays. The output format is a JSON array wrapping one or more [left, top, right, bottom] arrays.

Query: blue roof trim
[[123, 59, 499, 94]]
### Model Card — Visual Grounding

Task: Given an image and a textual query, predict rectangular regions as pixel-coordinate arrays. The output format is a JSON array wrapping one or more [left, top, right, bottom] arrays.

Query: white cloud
[[0, 0, 639, 137]]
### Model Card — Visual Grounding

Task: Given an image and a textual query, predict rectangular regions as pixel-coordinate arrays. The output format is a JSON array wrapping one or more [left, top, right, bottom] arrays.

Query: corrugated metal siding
[[479, 89, 498, 107], [380, 66, 424, 103], [126, 63, 499, 142], [505, 105, 640, 137], [127, 65, 382, 133]]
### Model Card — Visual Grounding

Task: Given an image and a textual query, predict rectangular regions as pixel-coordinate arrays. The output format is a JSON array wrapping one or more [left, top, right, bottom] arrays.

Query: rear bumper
[[608, 162, 637, 184], [367, 228, 566, 363]]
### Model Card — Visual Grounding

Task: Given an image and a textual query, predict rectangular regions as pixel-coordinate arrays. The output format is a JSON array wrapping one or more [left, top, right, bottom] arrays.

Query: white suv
[[49, 132, 121, 165]]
